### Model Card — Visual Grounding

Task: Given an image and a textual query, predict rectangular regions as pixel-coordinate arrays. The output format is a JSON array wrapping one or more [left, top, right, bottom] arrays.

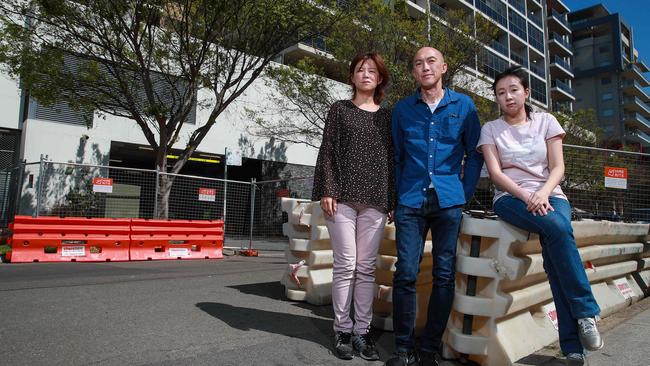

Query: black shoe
[[385, 351, 418, 366], [334, 331, 353, 360], [352, 332, 380, 361], [418, 350, 439, 366]]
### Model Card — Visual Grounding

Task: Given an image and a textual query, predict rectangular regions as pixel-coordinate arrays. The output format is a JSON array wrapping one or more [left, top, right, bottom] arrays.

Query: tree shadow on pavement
[[196, 302, 333, 349], [227, 281, 285, 301], [228, 280, 335, 319]]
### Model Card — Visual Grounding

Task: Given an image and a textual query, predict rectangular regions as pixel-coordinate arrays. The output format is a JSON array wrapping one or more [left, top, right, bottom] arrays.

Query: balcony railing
[[549, 32, 573, 51], [625, 63, 650, 85], [430, 2, 447, 18], [552, 79, 574, 95], [623, 96, 650, 114], [509, 0, 525, 14], [551, 55, 574, 73], [490, 40, 508, 57], [301, 36, 328, 53], [624, 113, 650, 131], [621, 79, 650, 99], [549, 9, 570, 29], [529, 62, 545, 78], [553, 101, 573, 113], [510, 50, 528, 67], [529, 13, 543, 28], [475, 0, 507, 27], [625, 129, 650, 145]]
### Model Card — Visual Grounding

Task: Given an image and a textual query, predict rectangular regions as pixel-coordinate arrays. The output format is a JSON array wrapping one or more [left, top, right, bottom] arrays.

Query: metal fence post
[[223, 147, 228, 237], [34, 154, 45, 218], [248, 178, 256, 250], [12, 161, 26, 219], [153, 168, 160, 218]]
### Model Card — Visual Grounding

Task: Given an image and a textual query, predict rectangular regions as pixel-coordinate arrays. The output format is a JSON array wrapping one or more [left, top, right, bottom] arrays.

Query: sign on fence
[[198, 188, 217, 202], [92, 177, 113, 193], [604, 166, 628, 189]]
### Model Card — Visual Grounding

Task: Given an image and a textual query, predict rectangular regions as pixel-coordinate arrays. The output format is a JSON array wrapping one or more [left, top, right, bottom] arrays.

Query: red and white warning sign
[[604, 166, 627, 189], [542, 303, 559, 330], [613, 278, 634, 299], [198, 188, 216, 202], [92, 177, 113, 193], [62, 245, 86, 257]]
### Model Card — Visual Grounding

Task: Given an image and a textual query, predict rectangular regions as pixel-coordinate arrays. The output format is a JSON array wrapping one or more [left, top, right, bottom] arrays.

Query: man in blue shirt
[[385, 47, 483, 366]]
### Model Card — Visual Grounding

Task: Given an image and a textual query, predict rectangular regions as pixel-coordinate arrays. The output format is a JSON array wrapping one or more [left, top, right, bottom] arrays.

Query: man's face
[[412, 47, 447, 89]]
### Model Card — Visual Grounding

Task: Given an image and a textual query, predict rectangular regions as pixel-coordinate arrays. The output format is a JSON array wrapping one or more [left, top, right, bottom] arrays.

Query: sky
[[563, 0, 650, 63]]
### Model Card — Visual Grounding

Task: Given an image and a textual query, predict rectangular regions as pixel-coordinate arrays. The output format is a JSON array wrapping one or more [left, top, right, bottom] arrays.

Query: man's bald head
[[411, 47, 447, 90]]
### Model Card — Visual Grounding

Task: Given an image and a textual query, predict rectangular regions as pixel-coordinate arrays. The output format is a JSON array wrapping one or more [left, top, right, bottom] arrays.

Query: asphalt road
[[2, 255, 649, 366]]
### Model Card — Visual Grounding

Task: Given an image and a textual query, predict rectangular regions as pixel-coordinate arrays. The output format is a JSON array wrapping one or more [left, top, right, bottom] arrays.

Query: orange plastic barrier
[[129, 219, 223, 260], [9, 216, 131, 263]]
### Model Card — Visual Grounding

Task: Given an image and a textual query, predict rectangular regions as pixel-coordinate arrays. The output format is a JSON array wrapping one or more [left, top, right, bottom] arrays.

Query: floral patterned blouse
[[311, 100, 395, 212]]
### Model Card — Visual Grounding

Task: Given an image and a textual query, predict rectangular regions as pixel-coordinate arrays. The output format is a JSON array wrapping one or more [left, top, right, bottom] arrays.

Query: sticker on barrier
[[614, 278, 634, 299]]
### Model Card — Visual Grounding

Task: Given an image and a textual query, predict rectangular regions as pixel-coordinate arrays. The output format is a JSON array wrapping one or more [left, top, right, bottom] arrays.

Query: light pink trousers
[[326, 202, 386, 334]]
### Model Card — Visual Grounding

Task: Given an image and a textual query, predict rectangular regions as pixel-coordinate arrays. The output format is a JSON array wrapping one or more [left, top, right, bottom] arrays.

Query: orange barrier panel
[[9, 216, 131, 263], [129, 219, 223, 260]]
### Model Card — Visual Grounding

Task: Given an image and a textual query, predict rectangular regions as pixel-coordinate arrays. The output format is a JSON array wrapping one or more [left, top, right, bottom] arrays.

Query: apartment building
[[569, 4, 650, 149], [400, 0, 549, 108], [546, 0, 575, 113]]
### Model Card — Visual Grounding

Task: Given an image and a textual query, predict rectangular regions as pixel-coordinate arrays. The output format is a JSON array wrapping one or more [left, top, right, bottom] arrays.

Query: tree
[[0, 0, 341, 217], [246, 0, 498, 146]]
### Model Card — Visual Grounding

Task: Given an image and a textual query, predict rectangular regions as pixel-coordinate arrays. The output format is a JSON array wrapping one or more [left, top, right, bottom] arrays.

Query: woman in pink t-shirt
[[478, 66, 602, 366]]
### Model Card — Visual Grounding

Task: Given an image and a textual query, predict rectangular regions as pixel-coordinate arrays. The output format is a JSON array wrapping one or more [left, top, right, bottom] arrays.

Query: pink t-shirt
[[477, 112, 567, 202]]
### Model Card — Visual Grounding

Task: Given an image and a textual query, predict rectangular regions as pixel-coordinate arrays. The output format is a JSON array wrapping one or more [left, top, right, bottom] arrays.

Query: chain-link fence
[[2, 144, 649, 247], [469, 144, 650, 223], [8, 159, 315, 248]]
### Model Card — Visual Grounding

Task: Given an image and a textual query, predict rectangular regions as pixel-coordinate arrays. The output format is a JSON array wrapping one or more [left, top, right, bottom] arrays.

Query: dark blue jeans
[[494, 195, 600, 354], [393, 189, 462, 354]]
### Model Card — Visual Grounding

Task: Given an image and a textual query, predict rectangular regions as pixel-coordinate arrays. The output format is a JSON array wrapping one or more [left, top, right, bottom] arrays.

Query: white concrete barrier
[[279, 198, 334, 305], [446, 216, 649, 366], [279, 200, 649, 365]]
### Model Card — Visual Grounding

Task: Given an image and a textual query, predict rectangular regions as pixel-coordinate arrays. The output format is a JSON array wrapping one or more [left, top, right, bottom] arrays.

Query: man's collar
[[414, 87, 459, 106]]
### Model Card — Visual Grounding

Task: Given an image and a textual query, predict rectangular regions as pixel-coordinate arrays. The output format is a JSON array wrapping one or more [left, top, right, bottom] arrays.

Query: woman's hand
[[527, 190, 554, 216], [320, 197, 337, 217]]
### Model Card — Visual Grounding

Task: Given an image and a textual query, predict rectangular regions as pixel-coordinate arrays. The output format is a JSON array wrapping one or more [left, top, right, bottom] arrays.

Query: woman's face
[[495, 75, 530, 116], [350, 58, 382, 94]]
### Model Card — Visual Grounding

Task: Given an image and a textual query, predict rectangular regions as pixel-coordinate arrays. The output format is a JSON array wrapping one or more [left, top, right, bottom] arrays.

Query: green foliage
[[0, 0, 341, 217], [0, 244, 10, 255], [247, 0, 498, 145]]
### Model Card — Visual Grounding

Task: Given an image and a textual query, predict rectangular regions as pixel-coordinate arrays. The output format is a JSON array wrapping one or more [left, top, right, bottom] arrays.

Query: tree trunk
[[156, 173, 174, 219], [154, 146, 175, 219]]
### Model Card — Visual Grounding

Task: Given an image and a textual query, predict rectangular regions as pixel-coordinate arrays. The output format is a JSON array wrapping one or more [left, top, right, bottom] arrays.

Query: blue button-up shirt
[[392, 88, 483, 209]]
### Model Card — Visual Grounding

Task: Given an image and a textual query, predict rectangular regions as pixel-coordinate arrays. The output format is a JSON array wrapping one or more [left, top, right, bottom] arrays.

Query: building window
[[508, 10, 527, 40], [602, 109, 614, 117], [479, 48, 509, 80], [602, 93, 613, 101], [530, 77, 547, 104], [527, 24, 544, 53], [601, 77, 611, 85]]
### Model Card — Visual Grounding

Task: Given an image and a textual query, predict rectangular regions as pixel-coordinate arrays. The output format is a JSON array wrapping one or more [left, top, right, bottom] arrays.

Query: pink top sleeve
[[545, 113, 566, 140]]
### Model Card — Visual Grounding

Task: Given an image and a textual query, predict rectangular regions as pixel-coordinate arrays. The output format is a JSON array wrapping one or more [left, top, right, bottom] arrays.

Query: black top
[[311, 100, 395, 212]]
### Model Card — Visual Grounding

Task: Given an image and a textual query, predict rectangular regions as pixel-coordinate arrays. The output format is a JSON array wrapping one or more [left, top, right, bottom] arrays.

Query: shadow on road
[[196, 302, 334, 349]]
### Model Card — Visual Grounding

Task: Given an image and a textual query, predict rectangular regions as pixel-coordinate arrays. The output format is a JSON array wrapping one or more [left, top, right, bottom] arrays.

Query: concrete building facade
[[569, 4, 650, 150]]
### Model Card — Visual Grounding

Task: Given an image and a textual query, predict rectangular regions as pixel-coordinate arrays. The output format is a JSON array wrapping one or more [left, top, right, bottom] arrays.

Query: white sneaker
[[577, 317, 603, 351]]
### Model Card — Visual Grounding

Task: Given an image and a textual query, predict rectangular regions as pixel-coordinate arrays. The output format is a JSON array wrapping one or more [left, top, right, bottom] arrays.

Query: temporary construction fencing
[[6, 158, 314, 250]]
